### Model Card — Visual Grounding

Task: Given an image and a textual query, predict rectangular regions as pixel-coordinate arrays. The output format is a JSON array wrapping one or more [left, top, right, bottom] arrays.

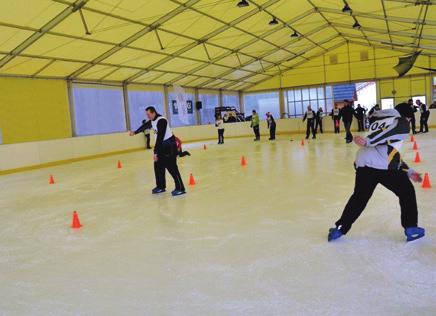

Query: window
[[72, 84, 126, 136], [433, 77, 436, 103], [286, 85, 331, 118], [381, 98, 394, 110], [243, 92, 280, 120], [353, 82, 376, 111], [128, 88, 164, 130], [222, 93, 240, 110], [199, 92, 219, 125], [168, 90, 196, 127], [412, 95, 426, 106]]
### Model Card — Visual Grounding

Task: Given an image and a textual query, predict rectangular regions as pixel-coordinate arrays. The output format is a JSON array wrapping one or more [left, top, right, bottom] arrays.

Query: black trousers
[[315, 118, 323, 133], [218, 129, 224, 143], [357, 118, 364, 132], [269, 124, 276, 140], [154, 138, 185, 191], [410, 117, 416, 134], [333, 117, 340, 133], [335, 167, 418, 234], [419, 114, 429, 133], [145, 134, 151, 149], [343, 120, 353, 141], [253, 125, 260, 139], [306, 119, 316, 138]]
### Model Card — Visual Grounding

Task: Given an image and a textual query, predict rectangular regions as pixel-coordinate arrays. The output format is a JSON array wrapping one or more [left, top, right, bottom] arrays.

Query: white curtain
[[72, 84, 126, 136], [128, 90, 164, 130]]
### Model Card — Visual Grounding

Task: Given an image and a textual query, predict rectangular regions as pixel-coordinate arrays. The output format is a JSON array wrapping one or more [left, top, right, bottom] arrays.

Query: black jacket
[[340, 105, 355, 122]]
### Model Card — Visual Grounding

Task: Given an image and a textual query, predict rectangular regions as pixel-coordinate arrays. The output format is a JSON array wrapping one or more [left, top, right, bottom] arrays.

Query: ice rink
[[1, 132, 435, 315]]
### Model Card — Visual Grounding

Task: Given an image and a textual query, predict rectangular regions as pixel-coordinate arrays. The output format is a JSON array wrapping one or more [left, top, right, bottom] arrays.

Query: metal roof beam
[[68, 0, 202, 79], [0, 0, 88, 69], [219, 34, 341, 90], [168, 9, 318, 86], [317, 6, 436, 26], [125, 0, 281, 83]]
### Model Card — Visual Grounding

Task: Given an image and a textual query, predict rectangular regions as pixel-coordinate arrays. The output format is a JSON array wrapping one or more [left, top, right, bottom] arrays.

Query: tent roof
[[0, 0, 434, 91]]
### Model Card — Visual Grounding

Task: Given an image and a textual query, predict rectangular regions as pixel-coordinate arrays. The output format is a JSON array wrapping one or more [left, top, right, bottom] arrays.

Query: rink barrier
[[1, 117, 433, 175]]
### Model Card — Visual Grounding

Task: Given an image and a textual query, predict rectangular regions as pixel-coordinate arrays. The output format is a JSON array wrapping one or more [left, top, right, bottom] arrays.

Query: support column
[[195, 88, 201, 125], [279, 88, 285, 119], [219, 89, 223, 107], [66, 80, 76, 136], [239, 90, 244, 114], [122, 82, 131, 131], [164, 85, 171, 125]]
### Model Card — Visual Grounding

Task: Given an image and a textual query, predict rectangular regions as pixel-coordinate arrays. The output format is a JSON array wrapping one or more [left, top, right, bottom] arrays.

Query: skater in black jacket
[[416, 99, 430, 133], [266, 112, 276, 140], [315, 107, 324, 134], [340, 101, 355, 143], [303, 105, 316, 139], [328, 103, 425, 242], [354, 104, 366, 132]]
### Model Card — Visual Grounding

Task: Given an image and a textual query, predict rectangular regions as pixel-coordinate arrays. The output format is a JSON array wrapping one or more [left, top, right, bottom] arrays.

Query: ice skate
[[405, 227, 425, 242], [328, 227, 343, 242]]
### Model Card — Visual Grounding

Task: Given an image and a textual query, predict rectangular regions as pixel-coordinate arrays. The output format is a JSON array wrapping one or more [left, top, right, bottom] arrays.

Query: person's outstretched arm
[[129, 120, 151, 135]]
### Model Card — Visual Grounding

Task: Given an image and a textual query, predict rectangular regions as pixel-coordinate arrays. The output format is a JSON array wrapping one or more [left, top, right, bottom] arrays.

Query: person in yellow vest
[[250, 110, 260, 141]]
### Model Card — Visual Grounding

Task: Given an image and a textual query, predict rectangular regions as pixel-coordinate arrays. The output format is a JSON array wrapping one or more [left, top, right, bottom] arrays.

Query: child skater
[[328, 103, 425, 242], [142, 119, 152, 149], [174, 135, 191, 157], [266, 112, 276, 140], [331, 105, 340, 134], [302, 105, 316, 139], [215, 114, 225, 144]]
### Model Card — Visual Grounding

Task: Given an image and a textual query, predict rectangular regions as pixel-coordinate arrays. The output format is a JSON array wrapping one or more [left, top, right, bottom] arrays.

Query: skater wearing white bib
[[328, 103, 425, 242], [130, 106, 186, 197]]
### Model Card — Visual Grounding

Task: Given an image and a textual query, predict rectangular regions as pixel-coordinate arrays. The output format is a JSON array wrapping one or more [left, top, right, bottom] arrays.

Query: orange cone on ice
[[241, 156, 246, 166], [189, 173, 196, 186], [410, 135, 415, 142], [422, 173, 431, 189], [49, 175, 55, 184], [117, 160, 122, 169], [300, 139, 305, 146], [414, 152, 421, 163], [413, 142, 418, 150], [71, 211, 82, 229]]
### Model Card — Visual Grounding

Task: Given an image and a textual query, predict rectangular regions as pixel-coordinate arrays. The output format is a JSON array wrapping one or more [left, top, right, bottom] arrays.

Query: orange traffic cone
[[117, 160, 122, 169], [71, 211, 82, 229], [189, 173, 196, 186], [422, 173, 431, 188], [241, 156, 246, 166], [410, 135, 415, 142], [300, 139, 305, 146], [203, 144, 207, 150], [414, 152, 421, 163], [413, 142, 418, 150], [49, 175, 55, 184]]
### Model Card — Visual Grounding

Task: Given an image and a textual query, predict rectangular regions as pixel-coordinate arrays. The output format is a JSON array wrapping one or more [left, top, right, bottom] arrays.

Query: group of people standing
[[408, 98, 430, 134], [249, 110, 277, 141]]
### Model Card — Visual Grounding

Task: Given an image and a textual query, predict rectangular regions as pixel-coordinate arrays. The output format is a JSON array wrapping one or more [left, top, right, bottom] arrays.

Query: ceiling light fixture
[[269, 17, 278, 25], [291, 30, 299, 38], [237, 0, 249, 8], [353, 21, 361, 29], [342, 4, 352, 13]]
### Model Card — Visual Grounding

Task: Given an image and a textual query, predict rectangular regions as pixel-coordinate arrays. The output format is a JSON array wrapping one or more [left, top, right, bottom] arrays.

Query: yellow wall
[[247, 43, 435, 104], [0, 77, 72, 144]]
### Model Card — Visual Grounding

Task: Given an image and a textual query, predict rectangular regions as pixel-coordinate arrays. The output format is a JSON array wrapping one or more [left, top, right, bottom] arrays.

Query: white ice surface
[[0, 132, 435, 316]]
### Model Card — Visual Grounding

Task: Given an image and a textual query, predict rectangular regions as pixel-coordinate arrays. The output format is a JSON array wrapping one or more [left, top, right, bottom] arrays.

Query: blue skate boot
[[405, 227, 425, 242], [328, 227, 343, 242]]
